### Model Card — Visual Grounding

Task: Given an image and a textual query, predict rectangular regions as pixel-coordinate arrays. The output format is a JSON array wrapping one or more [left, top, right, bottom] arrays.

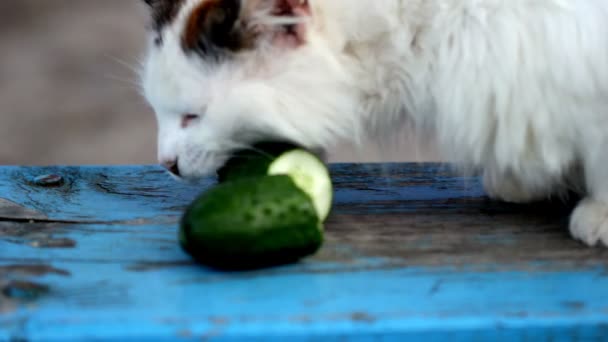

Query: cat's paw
[[483, 172, 544, 204], [569, 198, 608, 247]]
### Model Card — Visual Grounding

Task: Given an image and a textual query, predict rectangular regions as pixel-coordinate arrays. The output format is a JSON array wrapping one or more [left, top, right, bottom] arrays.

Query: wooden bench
[[1, 164, 608, 341]]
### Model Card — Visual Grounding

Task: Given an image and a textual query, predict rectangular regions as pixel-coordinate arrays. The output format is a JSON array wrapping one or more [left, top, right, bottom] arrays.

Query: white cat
[[139, 0, 608, 247]]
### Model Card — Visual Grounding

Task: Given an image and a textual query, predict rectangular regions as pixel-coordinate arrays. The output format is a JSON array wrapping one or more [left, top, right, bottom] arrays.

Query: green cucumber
[[267, 150, 333, 221], [216, 142, 299, 182], [217, 143, 333, 221], [180, 175, 323, 270]]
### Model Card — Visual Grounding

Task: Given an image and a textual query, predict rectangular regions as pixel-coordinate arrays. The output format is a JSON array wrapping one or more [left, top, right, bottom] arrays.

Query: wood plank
[[1, 164, 607, 341]]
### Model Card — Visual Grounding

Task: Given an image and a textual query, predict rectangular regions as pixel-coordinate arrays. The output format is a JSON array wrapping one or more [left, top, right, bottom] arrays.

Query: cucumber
[[216, 142, 299, 182], [267, 150, 333, 221], [180, 175, 323, 270], [217, 143, 333, 220]]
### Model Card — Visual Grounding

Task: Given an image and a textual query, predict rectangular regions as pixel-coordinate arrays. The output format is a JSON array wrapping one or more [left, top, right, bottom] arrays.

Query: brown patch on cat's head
[[181, 0, 257, 58]]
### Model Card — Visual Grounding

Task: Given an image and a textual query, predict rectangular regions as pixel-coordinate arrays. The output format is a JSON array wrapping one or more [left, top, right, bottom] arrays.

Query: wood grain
[[1, 164, 607, 341]]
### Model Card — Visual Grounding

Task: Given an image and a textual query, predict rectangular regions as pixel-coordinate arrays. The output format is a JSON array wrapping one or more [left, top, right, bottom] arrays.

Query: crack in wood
[[0, 264, 71, 277], [96, 180, 172, 199], [0, 215, 179, 226], [0, 198, 47, 221], [2, 280, 51, 301]]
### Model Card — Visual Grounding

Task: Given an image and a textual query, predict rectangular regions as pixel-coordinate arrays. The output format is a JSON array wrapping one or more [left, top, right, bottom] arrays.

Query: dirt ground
[[0, 1, 438, 166]]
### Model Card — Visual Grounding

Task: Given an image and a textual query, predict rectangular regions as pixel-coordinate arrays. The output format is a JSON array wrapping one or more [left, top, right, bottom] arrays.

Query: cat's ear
[[267, 0, 311, 48], [142, 0, 186, 38], [182, 0, 254, 55], [181, 0, 311, 56]]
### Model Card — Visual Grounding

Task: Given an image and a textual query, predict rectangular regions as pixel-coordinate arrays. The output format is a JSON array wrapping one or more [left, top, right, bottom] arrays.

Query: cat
[[139, 0, 608, 247]]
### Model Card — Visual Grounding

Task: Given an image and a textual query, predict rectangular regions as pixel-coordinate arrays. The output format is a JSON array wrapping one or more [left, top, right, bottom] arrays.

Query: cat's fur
[[139, 0, 608, 247]]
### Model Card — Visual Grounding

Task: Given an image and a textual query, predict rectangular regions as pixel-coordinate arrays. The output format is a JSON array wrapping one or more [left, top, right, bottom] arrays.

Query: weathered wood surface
[[1, 164, 608, 341]]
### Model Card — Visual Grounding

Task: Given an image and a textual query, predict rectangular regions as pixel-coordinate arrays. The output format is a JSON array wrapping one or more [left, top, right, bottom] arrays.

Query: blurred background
[[0, 0, 438, 166]]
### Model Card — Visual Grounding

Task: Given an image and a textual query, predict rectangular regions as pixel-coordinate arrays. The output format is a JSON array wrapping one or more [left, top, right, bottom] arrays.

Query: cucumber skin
[[180, 175, 323, 270], [216, 142, 299, 182]]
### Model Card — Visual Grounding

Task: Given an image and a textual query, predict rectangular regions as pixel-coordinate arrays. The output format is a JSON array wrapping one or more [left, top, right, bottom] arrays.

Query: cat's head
[[139, 0, 361, 180]]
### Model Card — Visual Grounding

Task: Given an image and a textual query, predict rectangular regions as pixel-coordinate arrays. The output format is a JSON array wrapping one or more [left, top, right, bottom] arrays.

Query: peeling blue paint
[[1, 165, 607, 341]]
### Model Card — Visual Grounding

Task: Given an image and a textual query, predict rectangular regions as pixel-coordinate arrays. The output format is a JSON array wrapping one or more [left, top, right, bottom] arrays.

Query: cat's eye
[[181, 114, 201, 129]]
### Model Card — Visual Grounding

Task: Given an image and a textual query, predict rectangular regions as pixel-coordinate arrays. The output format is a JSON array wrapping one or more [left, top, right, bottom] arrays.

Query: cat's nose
[[161, 158, 180, 177]]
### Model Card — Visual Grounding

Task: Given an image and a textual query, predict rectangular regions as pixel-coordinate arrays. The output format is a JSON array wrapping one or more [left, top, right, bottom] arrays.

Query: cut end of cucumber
[[268, 150, 333, 221]]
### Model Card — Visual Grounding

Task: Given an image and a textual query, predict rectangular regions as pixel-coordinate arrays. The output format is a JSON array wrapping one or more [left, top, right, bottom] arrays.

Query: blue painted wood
[[1, 164, 607, 341]]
